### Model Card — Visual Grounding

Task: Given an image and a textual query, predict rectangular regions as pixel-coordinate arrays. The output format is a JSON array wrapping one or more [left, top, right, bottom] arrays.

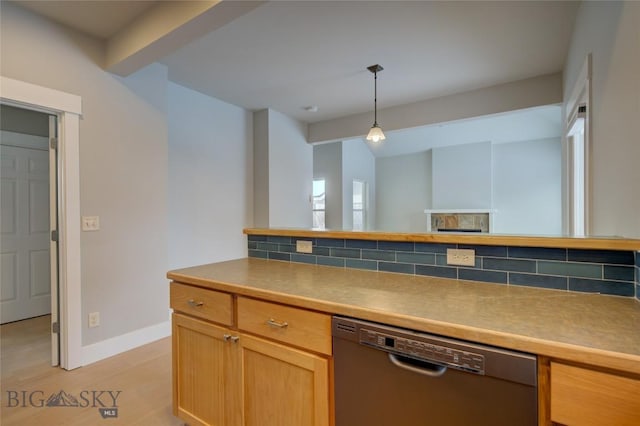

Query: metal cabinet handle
[[223, 334, 239, 343], [187, 299, 204, 307], [223, 334, 232, 341], [266, 318, 289, 328], [230, 336, 239, 343]]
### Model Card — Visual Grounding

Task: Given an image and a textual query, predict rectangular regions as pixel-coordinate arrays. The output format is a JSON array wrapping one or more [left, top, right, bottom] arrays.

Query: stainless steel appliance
[[332, 316, 537, 426]]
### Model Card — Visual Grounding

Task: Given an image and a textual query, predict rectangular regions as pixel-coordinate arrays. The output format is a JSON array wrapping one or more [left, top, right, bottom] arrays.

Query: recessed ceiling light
[[304, 105, 319, 112]]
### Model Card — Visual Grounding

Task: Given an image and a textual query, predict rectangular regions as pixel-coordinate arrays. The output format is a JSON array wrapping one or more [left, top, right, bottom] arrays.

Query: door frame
[[1, 75, 82, 370], [564, 55, 592, 237]]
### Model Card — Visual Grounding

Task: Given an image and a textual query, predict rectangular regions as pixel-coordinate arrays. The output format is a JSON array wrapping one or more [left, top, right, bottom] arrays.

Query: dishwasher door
[[332, 316, 537, 426]]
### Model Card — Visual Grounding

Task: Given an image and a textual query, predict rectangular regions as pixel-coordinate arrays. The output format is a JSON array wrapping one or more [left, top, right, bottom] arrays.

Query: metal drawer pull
[[223, 334, 239, 343], [266, 318, 289, 328], [187, 299, 204, 307]]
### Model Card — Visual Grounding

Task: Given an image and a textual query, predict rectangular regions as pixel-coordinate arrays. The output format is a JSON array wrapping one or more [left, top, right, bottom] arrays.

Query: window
[[312, 179, 325, 229], [352, 180, 366, 231]]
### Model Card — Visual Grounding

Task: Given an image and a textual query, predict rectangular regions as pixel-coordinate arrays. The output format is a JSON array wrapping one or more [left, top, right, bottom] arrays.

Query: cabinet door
[[550, 362, 640, 426], [239, 333, 330, 426], [172, 313, 239, 426]]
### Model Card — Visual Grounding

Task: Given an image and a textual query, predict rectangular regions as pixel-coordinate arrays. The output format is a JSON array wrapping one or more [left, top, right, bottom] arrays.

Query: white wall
[[432, 141, 492, 210], [341, 139, 376, 230], [168, 82, 252, 269], [266, 109, 313, 228], [564, 1, 640, 238], [376, 151, 432, 232], [313, 142, 342, 229], [1, 2, 169, 345], [492, 138, 562, 235], [253, 110, 270, 228]]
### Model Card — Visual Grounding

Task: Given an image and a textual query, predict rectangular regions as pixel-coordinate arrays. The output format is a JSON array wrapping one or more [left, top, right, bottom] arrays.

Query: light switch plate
[[446, 248, 476, 266], [296, 240, 313, 254], [82, 216, 100, 231]]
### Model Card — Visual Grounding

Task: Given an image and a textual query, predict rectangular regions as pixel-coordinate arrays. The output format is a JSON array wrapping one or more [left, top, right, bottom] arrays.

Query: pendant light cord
[[373, 70, 378, 126]]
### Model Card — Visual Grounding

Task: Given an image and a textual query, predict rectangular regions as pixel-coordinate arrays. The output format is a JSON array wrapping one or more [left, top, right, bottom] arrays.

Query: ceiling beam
[[106, 0, 264, 76], [307, 73, 563, 144]]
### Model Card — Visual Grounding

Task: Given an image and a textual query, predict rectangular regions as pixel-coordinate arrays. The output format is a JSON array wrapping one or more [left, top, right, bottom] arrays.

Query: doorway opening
[[1, 104, 60, 367], [1, 76, 83, 370]]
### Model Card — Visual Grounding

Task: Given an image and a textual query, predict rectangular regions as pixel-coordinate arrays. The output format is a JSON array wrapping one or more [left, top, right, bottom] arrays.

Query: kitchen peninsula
[[169, 229, 640, 426]]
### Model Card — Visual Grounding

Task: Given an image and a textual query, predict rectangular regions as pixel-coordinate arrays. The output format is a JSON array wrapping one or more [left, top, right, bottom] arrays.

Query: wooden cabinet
[[171, 284, 332, 426], [239, 333, 330, 426], [172, 313, 240, 426], [548, 362, 640, 426], [170, 282, 233, 325], [237, 297, 332, 355]]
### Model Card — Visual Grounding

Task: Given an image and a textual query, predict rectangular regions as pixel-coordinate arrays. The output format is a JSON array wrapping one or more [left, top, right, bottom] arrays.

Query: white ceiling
[[11, 1, 579, 126], [12, 0, 157, 39], [160, 1, 578, 123]]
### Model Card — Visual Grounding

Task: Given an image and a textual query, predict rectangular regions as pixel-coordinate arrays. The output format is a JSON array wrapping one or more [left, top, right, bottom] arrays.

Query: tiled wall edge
[[636, 251, 640, 300], [248, 235, 639, 299]]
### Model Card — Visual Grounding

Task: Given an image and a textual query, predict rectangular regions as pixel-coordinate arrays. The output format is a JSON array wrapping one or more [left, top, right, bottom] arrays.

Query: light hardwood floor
[[1, 316, 183, 425]]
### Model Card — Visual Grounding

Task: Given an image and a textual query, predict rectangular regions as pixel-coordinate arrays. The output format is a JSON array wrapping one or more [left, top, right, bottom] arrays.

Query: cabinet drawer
[[550, 362, 640, 426], [170, 282, 233, 326], [237, 297, 331, 355]]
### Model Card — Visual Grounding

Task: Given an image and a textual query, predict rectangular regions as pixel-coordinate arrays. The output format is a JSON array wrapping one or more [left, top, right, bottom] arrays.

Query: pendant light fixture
[[366, 64, 386, 143]]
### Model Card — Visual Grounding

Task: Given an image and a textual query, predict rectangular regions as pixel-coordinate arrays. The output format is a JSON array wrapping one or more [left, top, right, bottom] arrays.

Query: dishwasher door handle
[[388, 353, 447, 377]]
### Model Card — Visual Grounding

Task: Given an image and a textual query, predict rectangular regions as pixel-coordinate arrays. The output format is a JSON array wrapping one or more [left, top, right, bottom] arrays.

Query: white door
[[1, 132, 51, 324]]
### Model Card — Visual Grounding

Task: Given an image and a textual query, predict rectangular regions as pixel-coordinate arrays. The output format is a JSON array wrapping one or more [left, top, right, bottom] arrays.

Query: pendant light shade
[[366, 125, 385, 143], [366, 64, 385, 143]]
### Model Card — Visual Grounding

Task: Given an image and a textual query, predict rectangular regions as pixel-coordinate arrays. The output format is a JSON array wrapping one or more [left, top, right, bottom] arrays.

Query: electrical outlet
[[88, 312, 100, 328], [446, 248, 476, 267], [82, 216, 100, 231], [296, 240, 313, 254]]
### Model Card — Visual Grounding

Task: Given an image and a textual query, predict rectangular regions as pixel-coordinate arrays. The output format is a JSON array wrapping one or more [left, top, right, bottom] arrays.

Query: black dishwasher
[[332, 316, 537, 426]]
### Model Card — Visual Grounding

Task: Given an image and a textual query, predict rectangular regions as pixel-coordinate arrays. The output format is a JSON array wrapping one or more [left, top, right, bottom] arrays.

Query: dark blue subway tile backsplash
[[508, 246, 567, 261], [415, 242, 455, 254], [603, 265, 635, 282], [268, 251, 291, 262], [247, 235, 640, 298], [636, 251, 639, 300], [317, 256, 345, 268], [345, 258, 377, 271], [316, 238, 345, 248], [379, 261, 415, 275], [346, 239, 378, 249], [482, 258, 536, 273], [266, 236, 292, 244], [396, 252, 435, 265], [509, 273, 568, 291], [569, 278, 635, 297], [362, 249, 396, 261], [378, 241, 415, 252], [568, 249, 635, 265], [537, 261, 602, 279], [459, 268, 507, 284], [415, 264, 457, 279]]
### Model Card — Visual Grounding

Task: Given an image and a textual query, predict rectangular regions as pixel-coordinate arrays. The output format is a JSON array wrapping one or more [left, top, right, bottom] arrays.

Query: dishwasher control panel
[[359, 328, 486, 374]]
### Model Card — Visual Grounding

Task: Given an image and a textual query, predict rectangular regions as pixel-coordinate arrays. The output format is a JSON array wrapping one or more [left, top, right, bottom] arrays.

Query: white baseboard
[[81, 320, 171, 366]]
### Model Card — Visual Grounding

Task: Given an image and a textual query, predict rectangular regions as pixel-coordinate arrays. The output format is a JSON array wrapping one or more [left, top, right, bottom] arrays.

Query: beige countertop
[[168, 258, 640, 375]]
